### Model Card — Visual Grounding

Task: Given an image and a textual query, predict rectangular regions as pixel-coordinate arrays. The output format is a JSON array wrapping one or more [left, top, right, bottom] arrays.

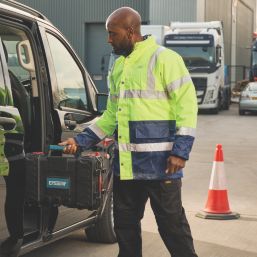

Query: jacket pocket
[[129, 120, 175, 144]]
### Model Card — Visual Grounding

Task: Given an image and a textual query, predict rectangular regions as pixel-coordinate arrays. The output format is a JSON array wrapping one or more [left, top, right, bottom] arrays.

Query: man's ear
[[127, 26, 134, 39]]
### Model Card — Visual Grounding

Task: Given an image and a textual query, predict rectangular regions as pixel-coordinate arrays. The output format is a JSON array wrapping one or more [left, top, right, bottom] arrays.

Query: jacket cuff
[[74, 127, 102, 150], [171, 135, 194, 160]]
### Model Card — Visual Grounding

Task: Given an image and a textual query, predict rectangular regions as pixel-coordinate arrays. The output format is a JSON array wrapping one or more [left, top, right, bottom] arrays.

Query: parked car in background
[[239, 82, 257, 115]]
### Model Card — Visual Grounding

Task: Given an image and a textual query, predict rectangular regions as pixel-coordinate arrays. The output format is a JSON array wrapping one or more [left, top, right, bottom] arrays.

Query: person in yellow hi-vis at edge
[[60, 6, 198, 257]]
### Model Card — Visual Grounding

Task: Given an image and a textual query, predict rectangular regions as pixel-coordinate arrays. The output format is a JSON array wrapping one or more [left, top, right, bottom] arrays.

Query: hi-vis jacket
[[75, 36, 197, 180]]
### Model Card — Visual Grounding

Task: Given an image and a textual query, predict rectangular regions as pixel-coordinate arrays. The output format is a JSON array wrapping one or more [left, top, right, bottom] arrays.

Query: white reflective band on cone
[[209, 161, 227, 190]]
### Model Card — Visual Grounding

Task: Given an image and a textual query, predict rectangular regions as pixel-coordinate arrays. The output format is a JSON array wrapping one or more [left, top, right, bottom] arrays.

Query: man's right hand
[[59, 138, 78, 154]]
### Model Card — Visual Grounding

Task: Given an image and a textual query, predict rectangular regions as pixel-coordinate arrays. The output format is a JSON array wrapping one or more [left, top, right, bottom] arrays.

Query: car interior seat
[[2, 40, 31, 150]]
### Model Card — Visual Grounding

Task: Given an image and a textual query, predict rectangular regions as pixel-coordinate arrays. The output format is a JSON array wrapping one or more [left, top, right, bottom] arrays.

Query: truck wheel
[[223, 97, 230, 110], [85, 189, 116, 243], [223, 89, 231, 110]]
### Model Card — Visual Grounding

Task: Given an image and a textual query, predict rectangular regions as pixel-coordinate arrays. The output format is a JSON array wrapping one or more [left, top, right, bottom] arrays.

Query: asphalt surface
[[23, 103, 257, 257]]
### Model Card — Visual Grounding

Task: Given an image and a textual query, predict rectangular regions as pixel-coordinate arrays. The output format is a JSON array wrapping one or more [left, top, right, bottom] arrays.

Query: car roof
[[0, 0, 50, 23], [247, 82, 257, 86], [246, 82, 257, 90]]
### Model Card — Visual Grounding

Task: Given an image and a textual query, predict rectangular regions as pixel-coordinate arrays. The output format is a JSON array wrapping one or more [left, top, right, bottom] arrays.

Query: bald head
[[106, 7, 141, 35], [106, 7, 143, 56]]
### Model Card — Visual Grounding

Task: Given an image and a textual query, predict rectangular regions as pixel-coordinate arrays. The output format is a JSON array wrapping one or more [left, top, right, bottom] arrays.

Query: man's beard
[[113, 41, 133, 57]]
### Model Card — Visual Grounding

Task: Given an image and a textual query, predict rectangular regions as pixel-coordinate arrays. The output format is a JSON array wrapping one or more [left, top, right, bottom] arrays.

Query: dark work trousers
[[3, 159, 25, 240], [113, 175, 198, 257]]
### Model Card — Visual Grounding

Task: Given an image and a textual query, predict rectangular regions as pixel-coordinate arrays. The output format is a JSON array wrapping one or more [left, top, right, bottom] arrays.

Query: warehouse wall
[[205, 0, 232, 66], [149, 0, 197, 25], [205, 0, 255, 83]]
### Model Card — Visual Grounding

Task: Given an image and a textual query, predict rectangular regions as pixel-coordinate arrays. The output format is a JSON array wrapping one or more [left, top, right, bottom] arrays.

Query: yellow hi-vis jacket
[[80, 36, 197, 180]]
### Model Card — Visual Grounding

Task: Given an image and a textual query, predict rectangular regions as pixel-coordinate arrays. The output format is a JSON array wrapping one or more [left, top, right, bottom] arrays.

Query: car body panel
[[239, 82, 257, 113]]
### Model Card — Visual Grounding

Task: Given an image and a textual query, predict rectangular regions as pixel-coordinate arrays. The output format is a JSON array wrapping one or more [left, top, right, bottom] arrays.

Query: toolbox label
[[47, 178, 70, 189]]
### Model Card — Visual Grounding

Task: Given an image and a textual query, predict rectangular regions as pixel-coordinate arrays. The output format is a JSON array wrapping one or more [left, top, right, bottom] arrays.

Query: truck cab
[[0, 0, 115, 255], [164, 21, 230, 113]]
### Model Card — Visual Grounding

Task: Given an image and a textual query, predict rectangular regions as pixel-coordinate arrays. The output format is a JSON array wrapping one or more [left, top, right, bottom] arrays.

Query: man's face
[[107, 23, 133, 56]]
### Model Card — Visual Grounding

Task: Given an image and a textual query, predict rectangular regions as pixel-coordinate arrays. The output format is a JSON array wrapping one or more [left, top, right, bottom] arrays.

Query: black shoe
[[0, 237, 23, 257]]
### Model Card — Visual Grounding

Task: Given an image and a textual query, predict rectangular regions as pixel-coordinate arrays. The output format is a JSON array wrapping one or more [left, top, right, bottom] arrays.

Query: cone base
[[196, 211, 240, 220]]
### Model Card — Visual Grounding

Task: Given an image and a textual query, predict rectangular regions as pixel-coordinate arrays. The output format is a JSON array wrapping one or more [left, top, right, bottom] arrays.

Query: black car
[[0, 0, 115, 255]]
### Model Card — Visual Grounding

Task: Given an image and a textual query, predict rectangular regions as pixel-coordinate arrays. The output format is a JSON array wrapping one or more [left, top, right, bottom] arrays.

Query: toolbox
[[25, 145, 109, 210]]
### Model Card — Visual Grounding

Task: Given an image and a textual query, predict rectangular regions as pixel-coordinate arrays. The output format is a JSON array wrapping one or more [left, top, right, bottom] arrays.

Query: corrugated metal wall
[[205, 0, 232, 66], [236, 0, 254, 68], [205, 0, 255, 70], [19, 0, 149, 63], [18, 0, 150, 92], [149, 0, 197, 25]]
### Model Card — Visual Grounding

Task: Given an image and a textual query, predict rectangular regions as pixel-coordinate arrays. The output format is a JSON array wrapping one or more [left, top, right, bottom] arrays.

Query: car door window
[[0, 23, 38, 153], [46, 33, 88, 111]]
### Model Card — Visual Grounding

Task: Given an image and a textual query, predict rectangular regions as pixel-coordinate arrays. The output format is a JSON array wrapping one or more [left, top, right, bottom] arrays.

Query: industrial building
[[18, 0, 256, 90]]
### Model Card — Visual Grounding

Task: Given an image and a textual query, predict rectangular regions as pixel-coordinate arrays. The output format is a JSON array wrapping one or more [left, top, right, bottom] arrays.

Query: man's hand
[[59, 138, 78, 154], [166, 156, 186, 174]]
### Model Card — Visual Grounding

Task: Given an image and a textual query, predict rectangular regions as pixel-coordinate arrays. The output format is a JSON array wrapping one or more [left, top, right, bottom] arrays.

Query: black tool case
[[25, 150, 108, 210]]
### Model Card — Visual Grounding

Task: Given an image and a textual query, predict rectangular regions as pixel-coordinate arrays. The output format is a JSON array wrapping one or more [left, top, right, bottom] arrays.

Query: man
[[60, 7, 198, 257]]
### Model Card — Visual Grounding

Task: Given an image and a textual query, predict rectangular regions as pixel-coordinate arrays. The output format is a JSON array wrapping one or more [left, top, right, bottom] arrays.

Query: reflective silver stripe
[[166, 75, 192, 94], [117, 142, 173, 152], [147, 46, 166, 91], [113, 47, 168, 100], [176, 127, 196, 137], [88, 124, 107, 139], [119, 89, 168, 99]]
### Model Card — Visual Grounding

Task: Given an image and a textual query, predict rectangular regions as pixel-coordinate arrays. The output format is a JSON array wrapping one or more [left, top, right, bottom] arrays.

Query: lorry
[[164, 21, 231, 113], [0, 0, 116, 255], [141, 25, 169, 45]]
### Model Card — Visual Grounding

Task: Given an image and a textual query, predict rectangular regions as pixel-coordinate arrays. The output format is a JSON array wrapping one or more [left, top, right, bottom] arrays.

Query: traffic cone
[[196, 144, 239, 220]]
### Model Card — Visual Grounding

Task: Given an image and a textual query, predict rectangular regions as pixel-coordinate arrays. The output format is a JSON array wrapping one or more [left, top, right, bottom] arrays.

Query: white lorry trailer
[[141, 25, 169, 45], [164, 21, 230, 113]]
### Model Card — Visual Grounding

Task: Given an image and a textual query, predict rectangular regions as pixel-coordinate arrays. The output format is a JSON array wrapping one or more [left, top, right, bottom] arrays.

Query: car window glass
[[46, 33, 88, 111], [0, 24, 37, 94], [5, 41, 30, 81], [0, 23, 38, 140]]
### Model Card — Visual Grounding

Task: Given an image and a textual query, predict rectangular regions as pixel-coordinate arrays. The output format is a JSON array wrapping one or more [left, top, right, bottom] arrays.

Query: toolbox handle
[[49, 145, 65, 151], [48, 145, 80, 157]]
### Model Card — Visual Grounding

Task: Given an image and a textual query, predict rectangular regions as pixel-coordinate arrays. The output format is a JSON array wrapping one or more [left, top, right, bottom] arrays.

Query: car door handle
[[0, 117, 16, 131], [64, 119, 77, 130]]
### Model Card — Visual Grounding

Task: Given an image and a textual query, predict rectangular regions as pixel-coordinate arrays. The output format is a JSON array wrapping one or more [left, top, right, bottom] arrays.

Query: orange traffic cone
[[196, 144, 239, 220]]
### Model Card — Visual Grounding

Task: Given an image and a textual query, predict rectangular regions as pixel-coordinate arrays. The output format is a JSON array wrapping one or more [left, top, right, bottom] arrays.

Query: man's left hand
[[166, 156, 186, 174]]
